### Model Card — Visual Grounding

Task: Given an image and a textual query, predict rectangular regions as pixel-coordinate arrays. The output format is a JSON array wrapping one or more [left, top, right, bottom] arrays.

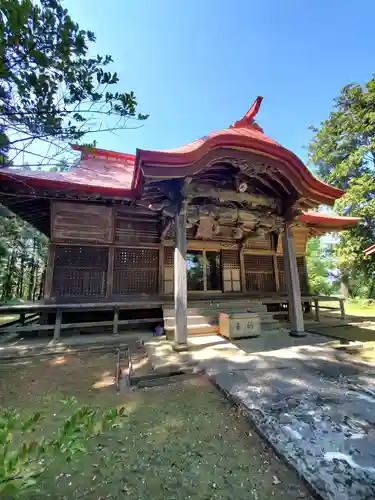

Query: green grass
[[319, 299, 375, 318], [0, 353, 311, 500], [311, 323, 375, 342]]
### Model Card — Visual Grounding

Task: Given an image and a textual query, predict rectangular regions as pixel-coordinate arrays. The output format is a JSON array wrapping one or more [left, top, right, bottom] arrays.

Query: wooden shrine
[[0, 97, 359, 342]]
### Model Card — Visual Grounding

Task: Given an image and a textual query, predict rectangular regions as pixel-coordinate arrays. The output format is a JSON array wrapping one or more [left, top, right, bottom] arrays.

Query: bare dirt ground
[[0, 351, 313, 499]]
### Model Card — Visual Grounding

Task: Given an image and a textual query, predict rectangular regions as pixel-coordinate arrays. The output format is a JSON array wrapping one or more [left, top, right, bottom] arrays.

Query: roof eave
[[136, 134, 344, 205]]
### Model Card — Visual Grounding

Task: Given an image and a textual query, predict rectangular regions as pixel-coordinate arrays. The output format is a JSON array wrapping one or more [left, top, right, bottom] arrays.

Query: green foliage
[[0, 209, 47, 302], [0, 0, 148, 168], [0, 398, 125, 497], [308, 77, 375, 298], [307, 237, 338, 296]]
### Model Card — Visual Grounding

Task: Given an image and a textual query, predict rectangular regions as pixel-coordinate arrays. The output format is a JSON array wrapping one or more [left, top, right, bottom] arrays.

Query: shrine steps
[[162, 303, 281, 337]]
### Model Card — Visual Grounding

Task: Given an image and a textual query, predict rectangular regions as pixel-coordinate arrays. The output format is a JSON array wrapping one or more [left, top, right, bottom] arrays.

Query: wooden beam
[[185, 184, 277, 208]]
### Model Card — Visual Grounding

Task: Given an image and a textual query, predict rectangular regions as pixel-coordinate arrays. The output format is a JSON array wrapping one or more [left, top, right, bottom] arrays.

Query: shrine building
[[0, 97, 359, 344]]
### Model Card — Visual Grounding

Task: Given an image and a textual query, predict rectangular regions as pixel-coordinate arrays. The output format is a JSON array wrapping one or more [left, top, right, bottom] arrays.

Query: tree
[[0, 0, 148, 168], [308, 77, 375, 298], [306, 237, 338, 296], [0, 208, 47, 303]]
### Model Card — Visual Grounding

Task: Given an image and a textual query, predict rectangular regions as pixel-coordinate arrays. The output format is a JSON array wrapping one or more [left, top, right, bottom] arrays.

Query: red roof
[[0, 145, 139, 198], [365, 243, 375, 256], [136, 97, 344, 206], [298, 211, 360, 228]]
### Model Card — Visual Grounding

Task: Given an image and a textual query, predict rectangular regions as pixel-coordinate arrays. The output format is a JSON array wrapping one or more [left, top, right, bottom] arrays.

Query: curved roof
[[136, 97, 344, 206], [298, 211, 360, 228]]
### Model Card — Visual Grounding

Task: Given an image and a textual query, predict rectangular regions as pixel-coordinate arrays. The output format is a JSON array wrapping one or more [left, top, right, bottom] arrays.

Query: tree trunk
[[2, 246, 16, 301], [340, 269, 350, 299], [38, 267, 46, 300]]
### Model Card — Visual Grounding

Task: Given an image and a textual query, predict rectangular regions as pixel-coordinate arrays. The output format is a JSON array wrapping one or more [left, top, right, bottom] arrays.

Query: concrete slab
[[213, 346, 375, 500], [146, 332, 375, 499]]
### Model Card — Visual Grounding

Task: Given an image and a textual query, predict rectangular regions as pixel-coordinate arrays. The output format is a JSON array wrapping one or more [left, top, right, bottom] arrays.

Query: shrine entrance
[[186, 250, 222, 292]]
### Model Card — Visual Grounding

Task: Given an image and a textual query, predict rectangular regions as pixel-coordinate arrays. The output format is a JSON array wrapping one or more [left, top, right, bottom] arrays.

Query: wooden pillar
[[106, 247, 115, 298], [314, 299, 320, 322], [113, 306, 119, 334], [174, 200, 188, 348], [53, 308, 62, 342], [283, 224, 306, 336], [339, 299, 345, 320]]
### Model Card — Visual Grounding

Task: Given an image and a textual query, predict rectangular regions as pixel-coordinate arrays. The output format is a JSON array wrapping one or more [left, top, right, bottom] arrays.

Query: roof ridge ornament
[[230, 96, 264, 132]]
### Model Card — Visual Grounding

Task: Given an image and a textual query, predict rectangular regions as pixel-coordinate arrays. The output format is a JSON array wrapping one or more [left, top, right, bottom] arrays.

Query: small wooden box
[[219, 312, 261, 340]]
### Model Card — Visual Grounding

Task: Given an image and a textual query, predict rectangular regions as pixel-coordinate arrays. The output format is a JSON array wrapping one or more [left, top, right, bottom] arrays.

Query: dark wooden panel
[[245, 233, 272, 250], [113, 248, 159, 294], [52, 202, 112, 242], [115, 211, 159, 244], [244, 254, 276, 292], [52, 245, 109, 298], [277, 256, 309, 294]]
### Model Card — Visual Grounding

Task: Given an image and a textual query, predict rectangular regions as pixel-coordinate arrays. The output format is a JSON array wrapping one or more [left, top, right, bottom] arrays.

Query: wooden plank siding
[[47, 201, 310, 301]]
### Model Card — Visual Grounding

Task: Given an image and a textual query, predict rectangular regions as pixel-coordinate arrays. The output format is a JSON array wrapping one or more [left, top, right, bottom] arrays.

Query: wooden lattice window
[[52, 246, 108, 298], [277, 256, 308, 294], [222, 250, 241, 292], [115, 213, 159, 244], [244, 254, 276, 292], [297, 256, 309, 294], [113, 248, 159, 294]]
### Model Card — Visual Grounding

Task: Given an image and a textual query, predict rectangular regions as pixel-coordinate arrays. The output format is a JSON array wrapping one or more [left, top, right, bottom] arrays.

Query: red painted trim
[[299, 212, 360, 226], [71, 144, 136, 162]]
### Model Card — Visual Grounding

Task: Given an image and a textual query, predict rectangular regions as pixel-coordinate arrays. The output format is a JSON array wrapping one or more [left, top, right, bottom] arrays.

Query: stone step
[[164, 315, 217, 328], [164, 312, 276, 327], [165, 323, 219, 337]]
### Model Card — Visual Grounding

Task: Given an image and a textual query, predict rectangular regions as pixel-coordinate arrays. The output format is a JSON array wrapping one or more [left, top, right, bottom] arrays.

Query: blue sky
[[65, 0, 375, 164]]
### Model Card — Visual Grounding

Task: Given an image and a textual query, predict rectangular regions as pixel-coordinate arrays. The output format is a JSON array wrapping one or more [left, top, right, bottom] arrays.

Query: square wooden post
[[174, 200, 188, 349], [283, 224, 306, 336], [53, 308, 62, 342]]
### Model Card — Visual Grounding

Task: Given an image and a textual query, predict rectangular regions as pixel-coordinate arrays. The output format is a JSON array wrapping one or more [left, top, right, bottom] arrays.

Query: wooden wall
[[45, 201, 310, 300]]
